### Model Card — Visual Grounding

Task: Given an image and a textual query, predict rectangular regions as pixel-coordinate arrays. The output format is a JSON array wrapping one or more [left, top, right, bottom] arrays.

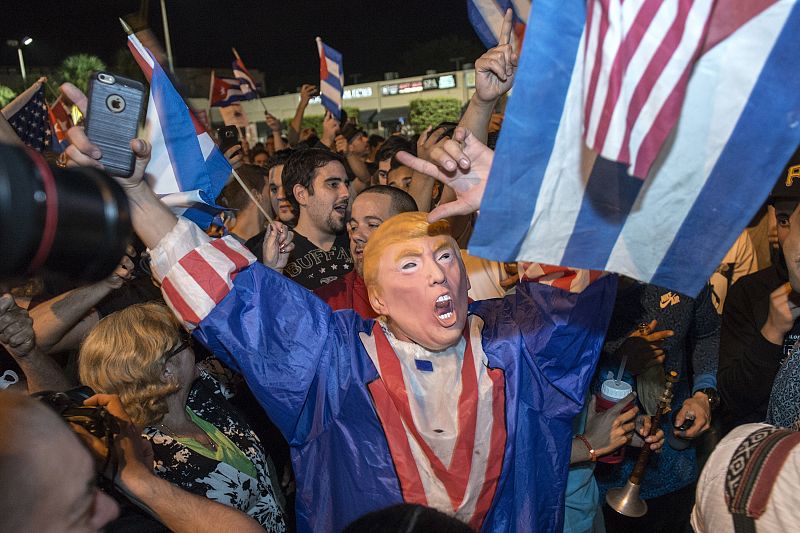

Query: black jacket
[[717, 253, 800, 433]]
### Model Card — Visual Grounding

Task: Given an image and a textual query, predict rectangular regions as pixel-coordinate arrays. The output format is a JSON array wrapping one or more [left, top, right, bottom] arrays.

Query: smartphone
[[217, 125, 240, 153], [85, 72, 146, 177]]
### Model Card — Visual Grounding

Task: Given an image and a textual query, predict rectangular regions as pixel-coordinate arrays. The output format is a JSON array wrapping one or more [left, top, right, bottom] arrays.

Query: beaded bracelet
[[575, 434, 597, 462]]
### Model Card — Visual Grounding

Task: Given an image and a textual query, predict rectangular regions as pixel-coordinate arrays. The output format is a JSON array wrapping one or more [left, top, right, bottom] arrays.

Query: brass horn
[[606, 370, 678, 517]]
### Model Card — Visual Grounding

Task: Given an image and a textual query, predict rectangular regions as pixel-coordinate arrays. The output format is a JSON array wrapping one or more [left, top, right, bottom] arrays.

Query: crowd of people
[[3, 11, 800, 533]]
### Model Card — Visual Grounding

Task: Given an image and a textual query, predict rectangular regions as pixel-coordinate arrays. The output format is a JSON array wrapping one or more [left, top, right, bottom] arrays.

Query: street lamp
[[6, 36, 33, 84]]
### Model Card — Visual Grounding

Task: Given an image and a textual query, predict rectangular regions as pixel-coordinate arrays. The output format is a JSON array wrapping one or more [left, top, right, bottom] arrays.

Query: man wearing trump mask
[[65, 98, 617, 530]]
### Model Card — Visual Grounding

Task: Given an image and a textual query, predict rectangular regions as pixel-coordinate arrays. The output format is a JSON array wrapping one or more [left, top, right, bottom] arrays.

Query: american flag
[[470, 0, 800, 297], [1, 79, 51, 152], [583, 0, 716, 180]]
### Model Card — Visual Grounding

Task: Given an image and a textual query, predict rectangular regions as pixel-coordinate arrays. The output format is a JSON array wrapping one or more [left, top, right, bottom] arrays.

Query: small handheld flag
[[124, 20, 231, 229], [231, 48, 258, 100], [1, 79, 52, 152], [210, 72, 249, 107], [316, 37, 344, 120]]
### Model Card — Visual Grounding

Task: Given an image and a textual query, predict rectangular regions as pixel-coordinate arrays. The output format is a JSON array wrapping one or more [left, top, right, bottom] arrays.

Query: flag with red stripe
[[471, 0, 800, 297]]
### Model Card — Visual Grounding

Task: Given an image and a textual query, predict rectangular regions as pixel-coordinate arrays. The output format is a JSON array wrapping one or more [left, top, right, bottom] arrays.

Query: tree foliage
[[409, 98, 462, 134], [58, 54, 107, 94], [0, 86, 17, 108]]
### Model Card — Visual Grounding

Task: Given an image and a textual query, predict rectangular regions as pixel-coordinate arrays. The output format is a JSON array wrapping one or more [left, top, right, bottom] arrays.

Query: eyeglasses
[[164, 335, 190, 360]]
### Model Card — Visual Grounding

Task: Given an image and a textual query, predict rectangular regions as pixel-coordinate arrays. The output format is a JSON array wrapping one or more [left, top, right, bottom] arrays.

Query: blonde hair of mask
[[363, 211, 453, 298]]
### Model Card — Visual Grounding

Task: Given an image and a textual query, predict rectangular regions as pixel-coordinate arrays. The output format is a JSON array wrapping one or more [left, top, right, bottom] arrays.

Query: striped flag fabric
[[1, 79, 51, 152], [467, 0, 529, 48], [127, 32, 232, 229], [231, 48, 258, 100], [470, 0, 800, 297], [316, 37, 344, 120], [210, 72, 248, 107]]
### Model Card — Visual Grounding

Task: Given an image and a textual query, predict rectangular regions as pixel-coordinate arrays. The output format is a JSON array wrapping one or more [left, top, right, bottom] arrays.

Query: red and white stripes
[[152, 219, 255, 329], [582, 0, 715, 178], [519, 263, 604, 294]]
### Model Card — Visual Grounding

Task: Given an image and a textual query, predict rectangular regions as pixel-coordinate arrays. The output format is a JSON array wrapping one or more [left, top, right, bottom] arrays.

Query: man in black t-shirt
[[247, 148, 352, 290]]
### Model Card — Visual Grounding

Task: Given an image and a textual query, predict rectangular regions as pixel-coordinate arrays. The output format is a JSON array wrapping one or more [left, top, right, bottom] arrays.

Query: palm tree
[[0, 85, 17, 108], [58, 54, 107, 94]]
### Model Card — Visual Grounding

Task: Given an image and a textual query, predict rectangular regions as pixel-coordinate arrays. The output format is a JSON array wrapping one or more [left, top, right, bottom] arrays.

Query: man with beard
[[65, 107, 617, 531], [251, 148, 353, 289], [315, 185, 417, 317]]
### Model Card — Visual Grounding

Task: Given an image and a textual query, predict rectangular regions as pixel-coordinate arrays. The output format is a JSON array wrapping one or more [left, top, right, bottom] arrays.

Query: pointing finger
[[499, 8, 513, 46]]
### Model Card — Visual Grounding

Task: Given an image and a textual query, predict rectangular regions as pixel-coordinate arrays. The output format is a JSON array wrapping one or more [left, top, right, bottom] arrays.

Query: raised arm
[[29, 253, 134, 353], [0, 295, 72, 393], [459, 8, 518, 143], [288, 84, 316, 146]]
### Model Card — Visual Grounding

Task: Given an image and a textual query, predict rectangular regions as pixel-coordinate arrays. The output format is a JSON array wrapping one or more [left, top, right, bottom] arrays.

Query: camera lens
[[0, 143, 132, 282]]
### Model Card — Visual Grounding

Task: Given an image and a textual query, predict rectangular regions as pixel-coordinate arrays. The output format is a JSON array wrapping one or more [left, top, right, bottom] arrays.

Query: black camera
[[33, 386, 120, 440], [0, 143, 132, 283], [33, 386, 121, 484]]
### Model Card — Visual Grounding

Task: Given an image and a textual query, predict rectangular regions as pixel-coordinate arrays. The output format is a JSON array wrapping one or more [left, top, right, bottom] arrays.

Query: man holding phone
[[718, 147, 800, 433]]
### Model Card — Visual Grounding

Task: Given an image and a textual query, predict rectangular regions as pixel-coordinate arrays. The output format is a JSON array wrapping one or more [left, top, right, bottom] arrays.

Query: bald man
[[0, 391, 263, 532], [0, 391, 119, 531]]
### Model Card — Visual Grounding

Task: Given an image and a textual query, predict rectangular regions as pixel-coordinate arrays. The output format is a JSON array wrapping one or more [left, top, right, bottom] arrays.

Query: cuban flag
[[467, 0, 529, 49], [210, 72, 248, 107], [470, 0, 800, 297], [127, 32, 231, 229], [317, 37, 344, 120], [231, 49, 258, 100]]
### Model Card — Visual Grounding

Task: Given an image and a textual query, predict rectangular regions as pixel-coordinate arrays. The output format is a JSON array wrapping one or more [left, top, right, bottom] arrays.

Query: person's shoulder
[[730, 264, 783, 301]]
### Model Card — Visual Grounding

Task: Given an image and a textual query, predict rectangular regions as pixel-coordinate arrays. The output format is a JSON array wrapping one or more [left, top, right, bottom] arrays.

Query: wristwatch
[[696, 387, 720, 411]]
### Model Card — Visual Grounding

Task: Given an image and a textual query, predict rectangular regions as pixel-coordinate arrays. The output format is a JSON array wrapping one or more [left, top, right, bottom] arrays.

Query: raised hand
[[761, 283, 800, 344], [104, 248, 136, 290], [0, 294, 35, 357], [335, 134, 349, 155], [265, 113, 282, 134], [299, 84, 318, 105], [61, 82, 152, 190], [395, 127, 493, 222], [262, 221, 295, 272], [322, 111, 340, 147], [474, 8, 519, 103], [613, 320, 674, 375], [224, 144, 244, 170]]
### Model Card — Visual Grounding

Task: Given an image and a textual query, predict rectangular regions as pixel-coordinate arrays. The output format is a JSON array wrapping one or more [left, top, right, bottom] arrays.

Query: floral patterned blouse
[[142, 368, 287, 532]]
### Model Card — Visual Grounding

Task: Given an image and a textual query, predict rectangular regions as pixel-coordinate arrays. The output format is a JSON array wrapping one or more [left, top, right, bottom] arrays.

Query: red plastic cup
[[595, 379, 634, 464]]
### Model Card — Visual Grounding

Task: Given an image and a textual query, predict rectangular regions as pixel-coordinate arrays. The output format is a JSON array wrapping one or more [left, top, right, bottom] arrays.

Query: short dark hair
[[368, 134, 385, 149], [250, 148, 268, 161], [359, 185, 418, 215], [375, 135, 414, 164], [266, 148, 295, 174], [217, 164, 267, 211], [282, 148, 346, 213]]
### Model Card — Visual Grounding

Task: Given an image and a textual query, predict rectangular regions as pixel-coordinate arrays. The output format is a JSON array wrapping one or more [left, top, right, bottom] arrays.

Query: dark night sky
[[2, 1, 483, 93]]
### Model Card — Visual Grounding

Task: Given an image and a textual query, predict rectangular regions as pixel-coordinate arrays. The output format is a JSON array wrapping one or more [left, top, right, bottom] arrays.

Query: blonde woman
[[79, 302, 286, 532]]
